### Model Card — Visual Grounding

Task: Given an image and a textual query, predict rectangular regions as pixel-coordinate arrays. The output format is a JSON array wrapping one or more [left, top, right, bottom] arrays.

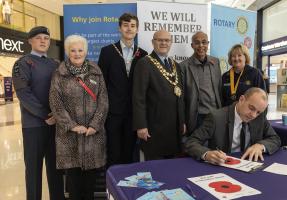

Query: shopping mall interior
[[0, 0, 287, 199]]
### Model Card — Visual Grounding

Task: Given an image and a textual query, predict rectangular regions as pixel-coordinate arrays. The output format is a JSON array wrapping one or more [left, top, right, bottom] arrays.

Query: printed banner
[[210, 4, 257, 73], [137, 1, 208, 62], [63, 3, 136, 62]]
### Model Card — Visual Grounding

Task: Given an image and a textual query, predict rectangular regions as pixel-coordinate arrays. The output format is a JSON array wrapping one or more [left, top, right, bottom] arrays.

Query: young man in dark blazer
[[98, 13, 147, 166], [185, 87, 281, 165]]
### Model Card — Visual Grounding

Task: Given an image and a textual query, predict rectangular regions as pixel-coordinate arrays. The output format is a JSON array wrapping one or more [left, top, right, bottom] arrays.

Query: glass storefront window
[[11, 10, 24, 30], [263, 0, 287, 42], [12, 0, 24, 12], [24, 14, 36, 33], [270, 64, 279, 84], [0, 0, 60, 40], [24, 2, 60, 40]]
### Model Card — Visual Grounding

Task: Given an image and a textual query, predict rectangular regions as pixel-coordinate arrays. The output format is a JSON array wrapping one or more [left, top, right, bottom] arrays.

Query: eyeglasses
[[193, 40, 209, 46], [153, 38, 172, 43]]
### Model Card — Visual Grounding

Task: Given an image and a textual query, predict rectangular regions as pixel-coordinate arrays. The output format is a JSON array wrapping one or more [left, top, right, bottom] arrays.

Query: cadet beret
[[28, 26, 50, 39]]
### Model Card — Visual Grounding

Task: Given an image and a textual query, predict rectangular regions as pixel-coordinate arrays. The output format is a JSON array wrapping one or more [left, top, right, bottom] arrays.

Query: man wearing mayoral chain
[[133, 30, 185, 160]]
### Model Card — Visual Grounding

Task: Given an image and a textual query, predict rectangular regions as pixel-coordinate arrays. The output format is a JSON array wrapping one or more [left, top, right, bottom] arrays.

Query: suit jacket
[[98, 41, 147, 115], [180, 55, 222, 133], [185, 103, 281, 160], [133, 51, 185, 156]]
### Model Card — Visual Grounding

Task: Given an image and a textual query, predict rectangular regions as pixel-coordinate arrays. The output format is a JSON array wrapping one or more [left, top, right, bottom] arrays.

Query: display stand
[[277, 68, 287, 111]]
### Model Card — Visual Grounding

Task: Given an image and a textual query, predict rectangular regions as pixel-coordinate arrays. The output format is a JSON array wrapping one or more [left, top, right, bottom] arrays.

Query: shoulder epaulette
[[16, 54, 29, 62]]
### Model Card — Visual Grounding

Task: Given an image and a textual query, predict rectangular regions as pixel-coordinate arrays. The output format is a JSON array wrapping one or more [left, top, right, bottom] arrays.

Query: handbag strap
[[76, 77, 97, 101]]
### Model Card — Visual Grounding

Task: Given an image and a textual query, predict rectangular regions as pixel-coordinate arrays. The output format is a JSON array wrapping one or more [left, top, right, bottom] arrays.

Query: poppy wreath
[[224, 157, 241, 165], [209, 181, 242, 193]]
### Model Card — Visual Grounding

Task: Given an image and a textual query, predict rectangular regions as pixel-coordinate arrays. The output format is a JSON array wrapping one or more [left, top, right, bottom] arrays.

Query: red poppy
[[224, 157, 241, 165], [26, 59, 35, 68], [209, 181, 241, 193], [134, 50, 140, 57], [210, 59, 215, 65]]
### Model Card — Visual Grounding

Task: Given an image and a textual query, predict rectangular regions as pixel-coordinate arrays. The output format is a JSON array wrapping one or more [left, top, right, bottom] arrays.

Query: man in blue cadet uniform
[[98, 13, 148, 166], [12, 26, 64, 200]]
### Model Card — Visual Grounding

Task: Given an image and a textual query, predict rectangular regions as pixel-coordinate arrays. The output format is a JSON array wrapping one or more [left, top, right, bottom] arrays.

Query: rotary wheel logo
[[209, 181, 242, 193], [237, 16, 248, 35]]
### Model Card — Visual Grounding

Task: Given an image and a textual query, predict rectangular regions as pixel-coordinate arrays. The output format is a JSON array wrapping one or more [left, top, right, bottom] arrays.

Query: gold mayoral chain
[[148, 55, 182, 97], [112, 44, 139, 65]]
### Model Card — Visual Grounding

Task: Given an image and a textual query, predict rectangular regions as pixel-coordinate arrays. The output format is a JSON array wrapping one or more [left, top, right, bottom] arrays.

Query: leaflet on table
[[117, 172, 164, 190], [219, 156, 264, 172], [263, 162, 287, 175], [188, 173, 261, 200], [136, 188, 195, 200]]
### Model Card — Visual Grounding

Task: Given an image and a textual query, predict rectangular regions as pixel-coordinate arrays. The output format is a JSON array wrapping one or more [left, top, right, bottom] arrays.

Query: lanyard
[[230, 67, 244, 95], [76, 77, 97, 101]]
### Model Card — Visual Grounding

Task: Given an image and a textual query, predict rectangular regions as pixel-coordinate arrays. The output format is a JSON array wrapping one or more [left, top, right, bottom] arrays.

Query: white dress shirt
[[155, 53, 169, 67], [120, 40, 134, 76], [232, 106, 251, 153]]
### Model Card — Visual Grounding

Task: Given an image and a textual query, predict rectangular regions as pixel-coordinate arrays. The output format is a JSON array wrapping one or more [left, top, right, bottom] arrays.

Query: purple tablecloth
[[270, 119, 287, 146], [106, 149, 287, 200]]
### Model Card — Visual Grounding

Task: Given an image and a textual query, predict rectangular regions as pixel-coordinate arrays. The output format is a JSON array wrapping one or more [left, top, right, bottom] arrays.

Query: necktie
[[164, 58, 170, 70], [240, 122, 246, 152]]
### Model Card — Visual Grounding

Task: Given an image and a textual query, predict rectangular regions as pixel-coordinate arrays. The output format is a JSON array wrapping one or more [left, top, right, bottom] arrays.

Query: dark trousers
[[106, 114, 137, 166], [22, 126, 64, 200], [144, 154, 176, 161], [66, 168, 98, 200]]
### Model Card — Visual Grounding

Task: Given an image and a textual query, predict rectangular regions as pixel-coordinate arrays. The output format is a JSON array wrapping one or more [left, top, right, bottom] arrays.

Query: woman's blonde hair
[[228, 44, 250, 65]]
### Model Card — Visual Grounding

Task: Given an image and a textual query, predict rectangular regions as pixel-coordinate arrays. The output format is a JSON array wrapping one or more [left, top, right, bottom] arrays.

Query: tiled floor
[[0, 99, 50, 200], [0, 94, 286, 200]]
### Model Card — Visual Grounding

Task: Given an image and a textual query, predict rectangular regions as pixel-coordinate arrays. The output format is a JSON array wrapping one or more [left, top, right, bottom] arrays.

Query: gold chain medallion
[[148, 55, 181, 97]]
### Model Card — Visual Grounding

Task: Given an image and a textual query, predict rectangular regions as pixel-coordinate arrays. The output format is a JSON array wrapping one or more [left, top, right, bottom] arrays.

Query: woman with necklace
[[49, 35, 108, 200], [222, 44, 266, 106]]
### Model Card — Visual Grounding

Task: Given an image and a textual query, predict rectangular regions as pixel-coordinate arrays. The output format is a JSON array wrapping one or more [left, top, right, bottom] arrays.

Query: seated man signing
[[185, 87, 281, 165]]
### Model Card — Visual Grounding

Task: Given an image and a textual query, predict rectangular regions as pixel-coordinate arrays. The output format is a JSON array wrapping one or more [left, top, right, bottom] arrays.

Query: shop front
[[257, 0, 287, 110], [261, 36, 287, 110]]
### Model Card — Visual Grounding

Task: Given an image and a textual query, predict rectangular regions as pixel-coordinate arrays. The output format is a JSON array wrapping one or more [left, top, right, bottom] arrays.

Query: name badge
[[90, 79, 97, 85], [245, 80, 251, 85]]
